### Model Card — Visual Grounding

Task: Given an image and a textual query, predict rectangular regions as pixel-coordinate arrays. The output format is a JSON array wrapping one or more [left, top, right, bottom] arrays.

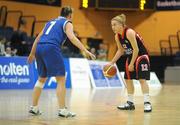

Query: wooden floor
[[0, 83, 180, 125]]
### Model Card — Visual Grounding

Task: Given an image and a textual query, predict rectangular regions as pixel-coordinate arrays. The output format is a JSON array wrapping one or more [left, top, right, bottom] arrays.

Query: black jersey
[[118, 28, 148, 56]]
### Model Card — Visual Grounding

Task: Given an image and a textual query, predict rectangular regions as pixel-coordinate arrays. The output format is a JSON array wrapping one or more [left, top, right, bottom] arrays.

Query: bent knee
[[35, 77, 47, 88], [38, 77, 47, 83], [35, 80, 45, 88], [56, 76, 65, 84]]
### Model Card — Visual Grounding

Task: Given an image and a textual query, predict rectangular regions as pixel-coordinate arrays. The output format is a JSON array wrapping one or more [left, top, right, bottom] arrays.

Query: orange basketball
[[103, 64, 117, 78]]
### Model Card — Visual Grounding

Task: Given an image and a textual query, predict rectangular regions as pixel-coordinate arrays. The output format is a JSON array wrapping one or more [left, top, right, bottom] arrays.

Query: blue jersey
[[39, 16, 71, 47]]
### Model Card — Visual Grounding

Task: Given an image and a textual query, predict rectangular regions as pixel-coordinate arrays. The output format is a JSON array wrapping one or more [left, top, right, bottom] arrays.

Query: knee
[[56, 76, 65, 82], [35, 77, 47, 88], [56, 76, 66, 86], [139, 80, 148, 87], [35, 80, 45, 88], [38, 77, 47, 83], [139, 79, 147, 85]]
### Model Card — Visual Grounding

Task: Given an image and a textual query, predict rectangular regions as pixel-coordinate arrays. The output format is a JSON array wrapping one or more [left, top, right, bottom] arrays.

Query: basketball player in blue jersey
[[109, 14, 152, 112], [27, 6, 96, 117]]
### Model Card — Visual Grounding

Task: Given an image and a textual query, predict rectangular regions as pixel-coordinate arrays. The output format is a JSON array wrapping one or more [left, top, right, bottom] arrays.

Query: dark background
[[8, 0, 61, 7]]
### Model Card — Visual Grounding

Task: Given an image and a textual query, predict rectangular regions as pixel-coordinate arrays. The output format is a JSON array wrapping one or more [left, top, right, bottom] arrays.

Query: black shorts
[[124, 54, 150, 80]]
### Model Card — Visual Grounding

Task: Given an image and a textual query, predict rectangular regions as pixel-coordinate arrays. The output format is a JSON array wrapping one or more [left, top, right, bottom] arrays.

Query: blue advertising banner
[[0, 57, 71, 89], [0, 57, 126, 89], [90, 64, 109, 87], [0, 57, 35, 89], [89, 61, 125, 88]]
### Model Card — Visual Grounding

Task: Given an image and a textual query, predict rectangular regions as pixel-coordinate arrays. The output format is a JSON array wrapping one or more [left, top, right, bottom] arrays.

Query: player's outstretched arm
[[65, 22, 96, 60]]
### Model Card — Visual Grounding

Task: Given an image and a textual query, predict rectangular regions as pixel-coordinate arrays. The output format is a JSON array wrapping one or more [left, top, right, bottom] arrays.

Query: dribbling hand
[[106, 62, 114, 67]]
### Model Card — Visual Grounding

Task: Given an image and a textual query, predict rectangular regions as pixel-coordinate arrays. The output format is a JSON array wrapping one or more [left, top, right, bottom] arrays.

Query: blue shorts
[[35, 43, 65, 77]]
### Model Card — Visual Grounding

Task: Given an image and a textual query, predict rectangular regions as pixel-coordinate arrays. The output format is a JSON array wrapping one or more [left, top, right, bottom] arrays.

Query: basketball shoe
[[144, 102, 152, 112], [29, 106, 42, 115], [58, 108, 76, 118], [117, 101, 135, 110]]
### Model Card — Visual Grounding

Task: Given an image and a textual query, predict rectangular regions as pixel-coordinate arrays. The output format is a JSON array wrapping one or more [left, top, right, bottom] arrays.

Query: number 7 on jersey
[[45, 21, 56, 35]]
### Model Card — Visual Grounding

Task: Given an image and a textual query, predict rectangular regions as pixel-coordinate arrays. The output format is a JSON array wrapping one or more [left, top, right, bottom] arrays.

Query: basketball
[[103, 64, 117, 78]]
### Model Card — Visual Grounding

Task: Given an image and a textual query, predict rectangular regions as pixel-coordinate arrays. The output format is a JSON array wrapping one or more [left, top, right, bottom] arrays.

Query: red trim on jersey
[[117, 27, 128, 42], [122, 28, 126, 39], [135, 54, 150, 79], [125, 59, 131, 79], [117, 33, 121, 40]]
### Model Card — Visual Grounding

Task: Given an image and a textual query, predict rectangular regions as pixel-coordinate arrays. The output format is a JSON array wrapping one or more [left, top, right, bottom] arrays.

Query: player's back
[[39, 16, 70, 47]]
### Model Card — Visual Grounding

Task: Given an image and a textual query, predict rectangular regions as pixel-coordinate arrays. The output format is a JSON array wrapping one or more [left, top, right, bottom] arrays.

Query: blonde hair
[[112, 14, 126, 25]]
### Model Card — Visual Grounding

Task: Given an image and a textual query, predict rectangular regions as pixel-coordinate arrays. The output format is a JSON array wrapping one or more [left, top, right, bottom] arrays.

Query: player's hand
[[106, 62, 114, 67], [84, 50, 96, 60], [128, 64, 134, 72], [27, 54, 35, 64]]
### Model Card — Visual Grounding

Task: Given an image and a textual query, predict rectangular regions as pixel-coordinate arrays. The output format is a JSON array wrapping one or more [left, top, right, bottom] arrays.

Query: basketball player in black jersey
[[109, 14, 152, 112]]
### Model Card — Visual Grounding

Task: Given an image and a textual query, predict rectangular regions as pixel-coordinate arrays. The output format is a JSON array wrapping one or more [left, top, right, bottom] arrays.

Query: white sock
[[127, 94, 134, 103], [144, 93, 150, 103], [32, 105, 37, 108], [31, 106, 38, 111], [59, 107, 66, 110]]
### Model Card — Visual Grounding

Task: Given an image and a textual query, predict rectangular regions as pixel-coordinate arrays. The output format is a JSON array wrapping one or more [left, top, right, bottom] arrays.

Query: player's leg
[[126, 79, 135, 103], [117, 58, 135, 110], [55, 76, 76, 117], [137, 55, 152, 112], [29, 45, 47, 115], [56, 76, 66, 109], [139, 79, 152, 112], [117, 79, 135, 110], [32, 77, 47, 106], [44, 45, 76, 117], [29, 77, 47, 115]]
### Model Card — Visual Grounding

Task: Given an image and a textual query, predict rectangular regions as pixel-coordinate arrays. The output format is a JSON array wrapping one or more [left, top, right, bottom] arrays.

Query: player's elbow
[[67, 32, 75, 42], [68, 35, 74, 42], [117, 49, 123, 56], [68, 35, 78, 46]]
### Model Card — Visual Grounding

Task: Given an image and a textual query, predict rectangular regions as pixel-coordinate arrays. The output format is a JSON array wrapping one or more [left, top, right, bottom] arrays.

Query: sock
[[31, 106, 38, 112], [32, 105, 37, 108], [59, 107, 66, 110], [127, 94, 134, 103], [144, 93, 150, 103]]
